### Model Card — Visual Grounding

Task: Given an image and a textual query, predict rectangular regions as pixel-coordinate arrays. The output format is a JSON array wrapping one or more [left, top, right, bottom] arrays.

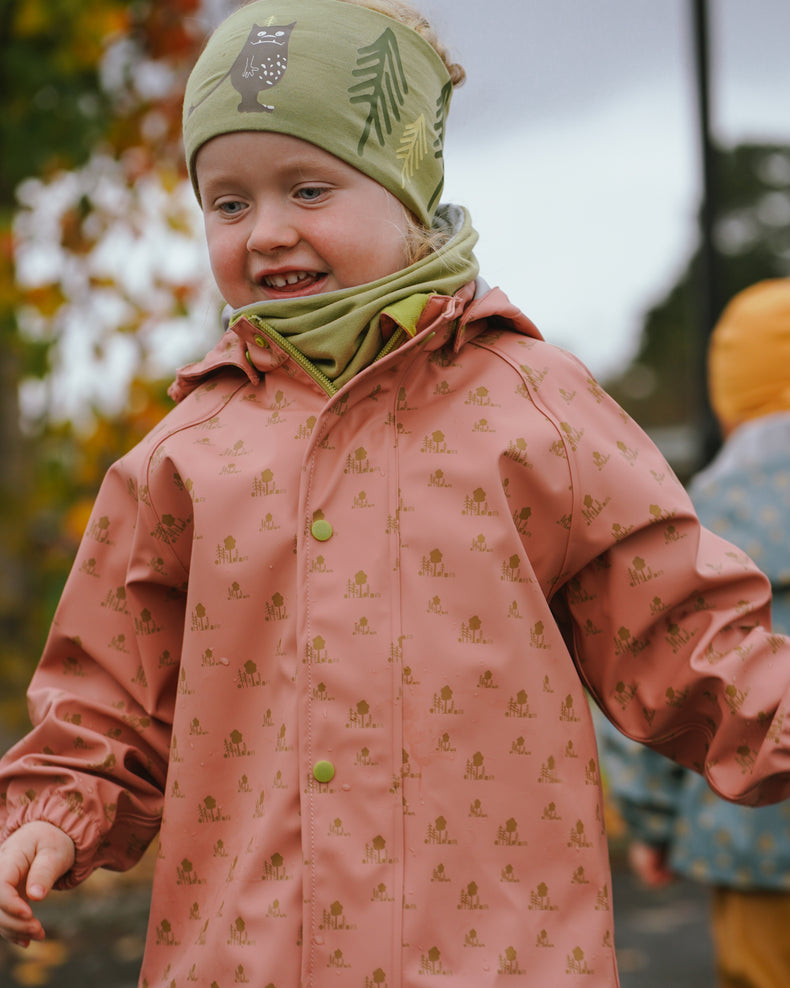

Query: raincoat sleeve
[[0, 431, 191, 888], [541, 350, 790, 808]]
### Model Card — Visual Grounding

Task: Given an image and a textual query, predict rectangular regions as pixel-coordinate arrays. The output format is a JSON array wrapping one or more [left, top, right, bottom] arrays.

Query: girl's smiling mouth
[[259, 270, 327, 295]]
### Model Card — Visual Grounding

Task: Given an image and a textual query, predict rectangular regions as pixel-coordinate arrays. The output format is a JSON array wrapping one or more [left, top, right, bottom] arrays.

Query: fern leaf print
[[398, 114, 429, 185], [426, 80, 454, 213], [349, 28, 409, 155], [432, 80, 453, 159]]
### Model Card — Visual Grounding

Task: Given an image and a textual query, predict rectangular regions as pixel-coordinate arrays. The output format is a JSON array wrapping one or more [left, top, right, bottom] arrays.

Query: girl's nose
[[247, 205, 300, 254]]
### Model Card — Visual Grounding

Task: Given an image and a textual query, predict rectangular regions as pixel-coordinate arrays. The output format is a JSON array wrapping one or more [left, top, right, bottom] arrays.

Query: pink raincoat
[[3, 282, 790, 986]]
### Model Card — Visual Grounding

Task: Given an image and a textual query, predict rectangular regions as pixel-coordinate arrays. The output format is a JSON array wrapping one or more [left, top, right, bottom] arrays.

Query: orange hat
[[708, 278, 790, 431]]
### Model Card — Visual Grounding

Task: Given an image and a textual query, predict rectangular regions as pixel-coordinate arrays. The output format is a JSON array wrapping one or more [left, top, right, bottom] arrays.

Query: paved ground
[[611, 858, 716, 987], [0, 854, 716, 987]]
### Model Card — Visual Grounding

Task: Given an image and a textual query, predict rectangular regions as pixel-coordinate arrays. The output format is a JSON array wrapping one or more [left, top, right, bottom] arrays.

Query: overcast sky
[[409, 0, 790, 377]]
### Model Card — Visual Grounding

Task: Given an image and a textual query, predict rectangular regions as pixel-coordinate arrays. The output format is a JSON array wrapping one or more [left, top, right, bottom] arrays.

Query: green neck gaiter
[[231, 204, 480, 391]]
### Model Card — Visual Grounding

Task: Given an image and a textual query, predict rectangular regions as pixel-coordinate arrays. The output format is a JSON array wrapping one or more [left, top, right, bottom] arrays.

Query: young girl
[[2, 1, 790, 985]]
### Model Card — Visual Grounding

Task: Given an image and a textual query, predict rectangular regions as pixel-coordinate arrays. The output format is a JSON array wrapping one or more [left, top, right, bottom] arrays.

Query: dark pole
[[690, 0, 721, 468]]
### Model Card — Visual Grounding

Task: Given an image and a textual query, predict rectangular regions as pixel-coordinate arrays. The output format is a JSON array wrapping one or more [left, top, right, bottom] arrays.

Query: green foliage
[[1, 0, 129, 198]]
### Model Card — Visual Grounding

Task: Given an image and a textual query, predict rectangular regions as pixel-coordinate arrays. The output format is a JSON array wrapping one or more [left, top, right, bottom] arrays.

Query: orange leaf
[[22, 283, 68, 317]]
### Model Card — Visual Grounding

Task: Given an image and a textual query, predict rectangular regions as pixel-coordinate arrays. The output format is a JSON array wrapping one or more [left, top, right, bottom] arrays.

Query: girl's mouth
[[261, 271, 324, 293]]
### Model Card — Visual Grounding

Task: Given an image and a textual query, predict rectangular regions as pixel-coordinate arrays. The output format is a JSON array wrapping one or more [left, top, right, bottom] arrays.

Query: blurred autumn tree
[[1, 0, 225, 733]]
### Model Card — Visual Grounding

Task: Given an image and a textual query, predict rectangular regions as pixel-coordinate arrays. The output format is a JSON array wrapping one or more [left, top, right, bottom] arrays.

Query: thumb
[[26, 835, 75, 901]]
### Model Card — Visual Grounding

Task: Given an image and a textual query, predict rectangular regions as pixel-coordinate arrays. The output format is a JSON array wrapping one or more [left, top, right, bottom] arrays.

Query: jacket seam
[[142, 379, 251, 578], [470, 338, 576, 599]]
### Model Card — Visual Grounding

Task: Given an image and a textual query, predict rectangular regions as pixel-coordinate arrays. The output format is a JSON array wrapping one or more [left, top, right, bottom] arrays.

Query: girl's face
[[196, 131, 412, 308]]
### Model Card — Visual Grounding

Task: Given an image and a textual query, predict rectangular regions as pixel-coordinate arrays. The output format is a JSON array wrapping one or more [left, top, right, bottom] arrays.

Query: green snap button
[[313, 760, 335, 784], [253, 334, 268, 348], [245, 350, 253, 365], [311, 519, 333, 542]]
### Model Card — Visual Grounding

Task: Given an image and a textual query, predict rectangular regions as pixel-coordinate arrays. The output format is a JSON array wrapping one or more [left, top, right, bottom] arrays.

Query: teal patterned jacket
[[600, 412, 790, 889]]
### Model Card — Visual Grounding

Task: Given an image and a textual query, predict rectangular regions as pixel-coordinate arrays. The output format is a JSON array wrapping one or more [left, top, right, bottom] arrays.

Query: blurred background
[[0, 0, 788, 984]]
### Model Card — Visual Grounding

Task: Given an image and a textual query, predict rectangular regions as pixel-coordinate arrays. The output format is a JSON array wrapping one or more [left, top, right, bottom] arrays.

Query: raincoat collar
[[168, 281, 543, 404]]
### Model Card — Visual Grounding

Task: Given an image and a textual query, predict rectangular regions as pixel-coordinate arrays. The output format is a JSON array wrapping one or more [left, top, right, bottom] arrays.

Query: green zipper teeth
[[246, 314, 338, 397], [376, 327, 407, 361]]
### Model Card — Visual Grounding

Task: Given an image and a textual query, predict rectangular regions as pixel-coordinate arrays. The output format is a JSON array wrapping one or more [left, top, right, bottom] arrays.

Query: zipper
[[245, 314, 338, 397], [374, 327, 406, 362]]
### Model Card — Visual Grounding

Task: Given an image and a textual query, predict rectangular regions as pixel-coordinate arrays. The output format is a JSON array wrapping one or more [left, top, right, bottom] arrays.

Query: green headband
[[183, 0, 453, 225]]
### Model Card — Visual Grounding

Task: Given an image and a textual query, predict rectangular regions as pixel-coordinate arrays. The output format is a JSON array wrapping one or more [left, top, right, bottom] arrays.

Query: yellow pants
[[712, 887, 790, 988]]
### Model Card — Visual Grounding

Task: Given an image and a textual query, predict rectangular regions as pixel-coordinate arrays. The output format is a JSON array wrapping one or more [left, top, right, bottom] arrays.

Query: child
[[2, 1, 790, 985]]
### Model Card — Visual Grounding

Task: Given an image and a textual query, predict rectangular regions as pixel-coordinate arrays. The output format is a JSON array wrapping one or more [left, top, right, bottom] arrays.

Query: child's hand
[[627, 839, 675, 888], [0, 822, 76, 947]]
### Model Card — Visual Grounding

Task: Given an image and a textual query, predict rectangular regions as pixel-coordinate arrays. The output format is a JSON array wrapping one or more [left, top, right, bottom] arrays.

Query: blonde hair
[[398, 211, 451, 264]]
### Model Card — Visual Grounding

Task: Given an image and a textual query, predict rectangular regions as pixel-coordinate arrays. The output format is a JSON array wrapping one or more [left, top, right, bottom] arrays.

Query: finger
[[0, 912, 45, 943], [0, 894, 34, 920], [0, 876, 34, 920], [26, 857, 60, 901], [26, 844, 73, 902]]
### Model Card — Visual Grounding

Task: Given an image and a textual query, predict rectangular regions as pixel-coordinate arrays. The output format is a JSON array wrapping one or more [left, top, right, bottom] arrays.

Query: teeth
[[263, 271, 312, 288]]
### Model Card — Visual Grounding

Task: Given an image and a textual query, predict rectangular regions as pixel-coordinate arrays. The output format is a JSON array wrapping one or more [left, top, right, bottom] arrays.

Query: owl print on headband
[[188, 20, 296, 115]]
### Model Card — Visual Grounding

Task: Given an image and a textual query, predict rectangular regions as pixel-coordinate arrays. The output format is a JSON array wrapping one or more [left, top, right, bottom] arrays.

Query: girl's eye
[[296, 186, 326, 203], [217, 199, 246, 216]]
